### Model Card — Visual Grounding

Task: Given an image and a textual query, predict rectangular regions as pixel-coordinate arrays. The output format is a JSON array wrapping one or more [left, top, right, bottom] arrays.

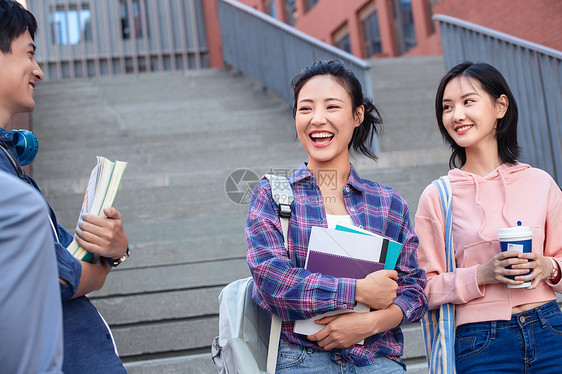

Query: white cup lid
[[498, 225, 533, 240]]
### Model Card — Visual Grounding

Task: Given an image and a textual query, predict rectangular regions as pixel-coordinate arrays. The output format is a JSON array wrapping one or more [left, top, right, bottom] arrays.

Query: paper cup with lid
[[498, 223, 533, 288]]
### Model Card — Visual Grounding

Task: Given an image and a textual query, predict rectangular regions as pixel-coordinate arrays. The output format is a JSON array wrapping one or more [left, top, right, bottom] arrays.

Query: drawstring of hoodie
[[472, 166, 510, 241], [472, 173, 488, 241], [498, 170, 511, 226]]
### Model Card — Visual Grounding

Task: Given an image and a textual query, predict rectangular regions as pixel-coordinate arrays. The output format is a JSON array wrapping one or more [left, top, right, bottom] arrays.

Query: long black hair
[[435, 62, 520, 168], [0, 0, 38, 53], [291, 60, 383, 161]]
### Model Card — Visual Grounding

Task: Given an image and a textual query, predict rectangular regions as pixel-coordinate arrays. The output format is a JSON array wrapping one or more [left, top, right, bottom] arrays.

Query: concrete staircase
[[361, 55, 450, 220], [31, 56, 450, 373]]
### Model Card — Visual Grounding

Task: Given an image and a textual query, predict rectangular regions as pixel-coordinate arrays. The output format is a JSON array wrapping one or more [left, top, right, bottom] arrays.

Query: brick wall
[[434, 0, 562, 50]]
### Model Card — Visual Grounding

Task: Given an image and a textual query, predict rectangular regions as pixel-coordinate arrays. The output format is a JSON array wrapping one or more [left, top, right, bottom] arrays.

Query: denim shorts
[[455, 300, 562, 373], [276, 340, 405, 374]]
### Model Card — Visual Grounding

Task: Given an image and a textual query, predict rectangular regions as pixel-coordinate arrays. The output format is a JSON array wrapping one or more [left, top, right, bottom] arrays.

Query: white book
[[66, 156, 128, 262]]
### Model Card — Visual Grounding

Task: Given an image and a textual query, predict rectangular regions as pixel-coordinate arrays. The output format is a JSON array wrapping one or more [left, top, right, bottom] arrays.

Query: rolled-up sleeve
[[388, 195, 428, 325], [55, 241, 82, 301], [52, 224, 82, 301]]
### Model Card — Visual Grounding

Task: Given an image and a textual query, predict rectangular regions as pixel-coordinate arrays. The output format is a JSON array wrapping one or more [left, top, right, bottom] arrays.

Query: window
[[333, 26, 351, 54], [336, 34, 351, 53], [305, 0, 319, 12], [284, 0, 296, 26], [428, 0, 441, 33], [120, 0, 146, 40], [393, 0, 417, 54], [49, 5, 92, 45], [362, 10, 382, 56], [264, 0, 277, 19]]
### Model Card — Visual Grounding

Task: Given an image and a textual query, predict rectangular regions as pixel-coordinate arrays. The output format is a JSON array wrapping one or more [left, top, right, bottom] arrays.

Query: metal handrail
[[220, 0, 371, 69], [218, 0, 373, 103], [433, 14, 562, 59]]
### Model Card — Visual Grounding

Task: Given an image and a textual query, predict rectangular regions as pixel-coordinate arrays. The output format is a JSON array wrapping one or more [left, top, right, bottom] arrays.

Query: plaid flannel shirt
[[246, 163, 427, 367]]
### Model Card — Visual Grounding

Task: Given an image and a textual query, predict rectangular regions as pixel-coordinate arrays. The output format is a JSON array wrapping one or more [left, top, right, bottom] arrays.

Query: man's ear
[[496, 94, 509, 119]]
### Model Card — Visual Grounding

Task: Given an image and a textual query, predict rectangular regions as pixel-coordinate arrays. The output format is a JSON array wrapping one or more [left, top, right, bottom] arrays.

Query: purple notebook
[[306, 250, 384, 279]]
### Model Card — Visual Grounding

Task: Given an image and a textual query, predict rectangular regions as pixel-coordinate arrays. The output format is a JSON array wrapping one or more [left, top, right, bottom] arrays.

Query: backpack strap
[[263, 174, 294, 374], [264, 174, 294, 251]]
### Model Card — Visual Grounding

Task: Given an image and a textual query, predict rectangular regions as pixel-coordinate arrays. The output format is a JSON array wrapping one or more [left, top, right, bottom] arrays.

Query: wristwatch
[[107, 247, 130, 267], [548, 257, 559, 280]]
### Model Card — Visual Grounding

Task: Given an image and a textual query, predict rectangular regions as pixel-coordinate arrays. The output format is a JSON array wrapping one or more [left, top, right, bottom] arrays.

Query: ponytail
[[350, 98, 383, 161]]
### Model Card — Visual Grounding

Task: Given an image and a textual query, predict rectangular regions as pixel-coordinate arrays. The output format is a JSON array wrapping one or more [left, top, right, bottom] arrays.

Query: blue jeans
[[276, 340, 405, 373], [455, 300, 562, 373]]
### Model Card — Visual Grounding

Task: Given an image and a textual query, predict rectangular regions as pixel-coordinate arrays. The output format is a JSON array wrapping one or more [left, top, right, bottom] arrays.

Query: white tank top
[[325, 214, 354, 229]]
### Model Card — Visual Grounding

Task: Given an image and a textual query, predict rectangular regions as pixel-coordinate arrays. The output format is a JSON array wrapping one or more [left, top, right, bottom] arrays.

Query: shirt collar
[[347, 164, 365, 192], [288, 162, 313, 184]]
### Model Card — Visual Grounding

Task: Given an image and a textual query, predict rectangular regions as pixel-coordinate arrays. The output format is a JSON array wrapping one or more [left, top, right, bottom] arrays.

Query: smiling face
[[0, 30, 44, 126], [441, 76, 507, 154], [295, 75, 363, 171]]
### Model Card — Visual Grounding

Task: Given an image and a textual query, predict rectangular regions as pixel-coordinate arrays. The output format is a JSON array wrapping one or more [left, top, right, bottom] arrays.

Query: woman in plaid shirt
[[246, 60, 427, 373]]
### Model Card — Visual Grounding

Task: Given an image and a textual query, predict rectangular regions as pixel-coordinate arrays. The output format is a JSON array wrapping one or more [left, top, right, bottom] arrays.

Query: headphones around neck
[[1, 129, 38, 166]]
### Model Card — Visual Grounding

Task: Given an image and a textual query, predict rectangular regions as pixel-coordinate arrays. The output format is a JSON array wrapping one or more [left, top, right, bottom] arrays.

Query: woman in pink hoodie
[[416, 62, 562, 372]]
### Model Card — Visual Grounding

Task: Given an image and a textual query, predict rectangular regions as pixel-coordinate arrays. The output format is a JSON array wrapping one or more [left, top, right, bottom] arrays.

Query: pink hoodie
[[415, 162, 562, 327]]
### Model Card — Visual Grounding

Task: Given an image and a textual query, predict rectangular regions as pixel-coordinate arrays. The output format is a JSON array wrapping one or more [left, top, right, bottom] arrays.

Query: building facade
[[236, 0, 561, 59], [22, 0, 223, 80], [20, 0, 560, 81], [237, 0, 443, 58]]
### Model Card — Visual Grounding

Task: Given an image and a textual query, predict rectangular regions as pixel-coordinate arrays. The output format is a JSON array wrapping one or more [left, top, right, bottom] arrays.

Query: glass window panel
[[306, 0, 318, 12], [335, 33, 351, 54], [362, 11, 382, 56], [264, 0, 277, 19], [49, 8, 91, 45], [120, 0, 146, 40], [399, 0, 416, 52], [285, 0, 296, 26]]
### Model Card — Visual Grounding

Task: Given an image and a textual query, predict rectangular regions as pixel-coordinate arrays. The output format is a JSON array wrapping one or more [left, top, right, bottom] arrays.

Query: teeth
[[456, 125, 472, 132], [311, 133, 333, 138]]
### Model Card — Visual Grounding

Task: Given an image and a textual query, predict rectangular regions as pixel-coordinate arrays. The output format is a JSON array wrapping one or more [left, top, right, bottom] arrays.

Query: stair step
[[369, 56, 446, 153]]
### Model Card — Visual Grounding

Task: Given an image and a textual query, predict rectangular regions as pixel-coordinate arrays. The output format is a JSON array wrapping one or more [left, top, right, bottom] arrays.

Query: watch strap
[[548, 257, 558, 280], [106, 247, 130, 267]]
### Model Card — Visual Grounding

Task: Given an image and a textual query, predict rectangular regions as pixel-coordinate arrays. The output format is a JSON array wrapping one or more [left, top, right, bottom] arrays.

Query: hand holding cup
[[498, 224, 533, 288], [477, 251, 529, 286]]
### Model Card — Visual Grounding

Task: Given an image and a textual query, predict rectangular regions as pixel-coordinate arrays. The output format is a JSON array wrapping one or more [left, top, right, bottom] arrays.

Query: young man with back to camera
[[0, 1, 130, 372], [0, 169, 64, 374]]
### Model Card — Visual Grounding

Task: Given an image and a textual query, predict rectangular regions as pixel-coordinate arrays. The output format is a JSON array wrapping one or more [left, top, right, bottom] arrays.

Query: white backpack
[[211, 175, 293, 373]]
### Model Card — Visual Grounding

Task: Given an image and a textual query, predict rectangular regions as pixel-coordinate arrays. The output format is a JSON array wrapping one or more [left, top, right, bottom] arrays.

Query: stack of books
[[293, 223, 402, 343], [66, 156, 127, 262]]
